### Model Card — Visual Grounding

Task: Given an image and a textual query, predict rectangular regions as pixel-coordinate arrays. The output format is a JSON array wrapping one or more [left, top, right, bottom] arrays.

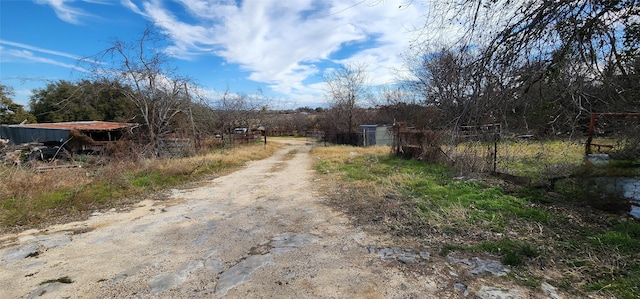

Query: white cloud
[[29, 0, 484, 108], [0, 39, 84, 60], [27, 0, 426, 107], [142, 0, 216, 58], [0, 39, 101, 70], [120, 0, 145, 16], [34, 0, 92, 24], [82, 0, 111, 4], [2, 48, 89, 73], [0, 40, 99, 78], [123, 1, 430, 103]]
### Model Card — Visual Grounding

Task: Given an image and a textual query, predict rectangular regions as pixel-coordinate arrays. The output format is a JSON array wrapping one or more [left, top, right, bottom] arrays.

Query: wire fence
[[388, 117, 640, 216]]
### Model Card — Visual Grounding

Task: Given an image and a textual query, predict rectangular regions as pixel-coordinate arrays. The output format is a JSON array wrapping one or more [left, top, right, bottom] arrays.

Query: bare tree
[[375, 85, 437, 129], [401, 45, 508, 128], [323, 63, 371, 134], [422, 1, 637, 70], [89, 26, 195, 155], [401, 0, 639, 136], [430, 1, 638, 103], [205, 88, 270, 134]]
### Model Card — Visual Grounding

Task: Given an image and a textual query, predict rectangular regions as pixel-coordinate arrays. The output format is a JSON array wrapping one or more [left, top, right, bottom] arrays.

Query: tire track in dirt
[[1, 140, 446, 298]]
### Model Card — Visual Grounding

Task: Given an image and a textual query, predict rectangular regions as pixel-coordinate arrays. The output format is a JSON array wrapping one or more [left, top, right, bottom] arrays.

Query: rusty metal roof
[[13, 121, 138, 131]]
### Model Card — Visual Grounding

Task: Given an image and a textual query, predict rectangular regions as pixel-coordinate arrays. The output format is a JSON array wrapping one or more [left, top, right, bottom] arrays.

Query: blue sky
[[0, 0, 435, 109]]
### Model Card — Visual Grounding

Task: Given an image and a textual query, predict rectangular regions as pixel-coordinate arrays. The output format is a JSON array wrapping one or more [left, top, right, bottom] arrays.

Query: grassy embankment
[[312, 143, 640, 299], [0, 141, 280, 231]]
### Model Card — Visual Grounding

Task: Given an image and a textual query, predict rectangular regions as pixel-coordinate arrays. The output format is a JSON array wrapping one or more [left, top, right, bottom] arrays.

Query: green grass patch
[[408, 179, 549, 231], [313, 144, 640, 298], [34, 190, 74, 209], [73, 181, 129, 205], [585, 267, 640, 299], [316, 147, 551, 233], [0, 196, 32, 226], [130, 171, 184, 190], [0, 190, 76, 226], [479, 239, 540, 266], [589, 222, 640, 254], [191, 160, 224, 176]]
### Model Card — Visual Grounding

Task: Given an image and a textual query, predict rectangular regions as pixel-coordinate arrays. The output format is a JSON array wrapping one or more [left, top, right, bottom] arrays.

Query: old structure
[[0, 121, 138, 154]]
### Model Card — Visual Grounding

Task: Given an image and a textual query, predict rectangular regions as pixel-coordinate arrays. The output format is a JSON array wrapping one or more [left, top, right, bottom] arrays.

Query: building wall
[[0, 126, 70, 145], [358, 125, 392, 146], [375, 126, 392, 146]]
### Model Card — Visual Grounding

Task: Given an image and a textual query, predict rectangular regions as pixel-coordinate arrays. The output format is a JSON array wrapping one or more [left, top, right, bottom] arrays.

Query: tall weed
[[0, 142, 280, 229]]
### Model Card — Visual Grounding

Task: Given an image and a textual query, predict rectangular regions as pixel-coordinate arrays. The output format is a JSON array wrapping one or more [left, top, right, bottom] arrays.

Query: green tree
[[0, 84, 36, 125], [30, 80, 96, 123], [76, 79, 136, 122], [29, 80, 134, 123]]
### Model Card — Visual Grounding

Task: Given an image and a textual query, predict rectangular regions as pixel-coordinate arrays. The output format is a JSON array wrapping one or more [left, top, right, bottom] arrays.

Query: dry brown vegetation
[[312, 144, 640, 299], [0, 141, 281, 233]]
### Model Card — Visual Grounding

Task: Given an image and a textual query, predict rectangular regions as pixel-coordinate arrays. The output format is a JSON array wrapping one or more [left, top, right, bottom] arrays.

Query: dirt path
[[0, 140, 449, 298]]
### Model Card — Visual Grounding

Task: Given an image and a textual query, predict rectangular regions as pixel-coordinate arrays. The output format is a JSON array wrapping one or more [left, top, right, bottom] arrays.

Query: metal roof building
[[0, 121, 138, 146]]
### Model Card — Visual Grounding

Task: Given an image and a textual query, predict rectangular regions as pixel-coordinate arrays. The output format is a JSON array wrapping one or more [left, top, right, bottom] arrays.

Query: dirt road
[[0, 140, 450, 298]]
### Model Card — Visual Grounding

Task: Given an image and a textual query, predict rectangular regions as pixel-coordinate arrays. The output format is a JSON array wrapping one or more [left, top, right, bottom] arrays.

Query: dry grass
[[312, 143, 640, 298], [446, 140, 585, 183], [0, 164, 93, 199], [0, 142, 280, 231], [313, 145, 390, 162], [313, 145, 429, 240]]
